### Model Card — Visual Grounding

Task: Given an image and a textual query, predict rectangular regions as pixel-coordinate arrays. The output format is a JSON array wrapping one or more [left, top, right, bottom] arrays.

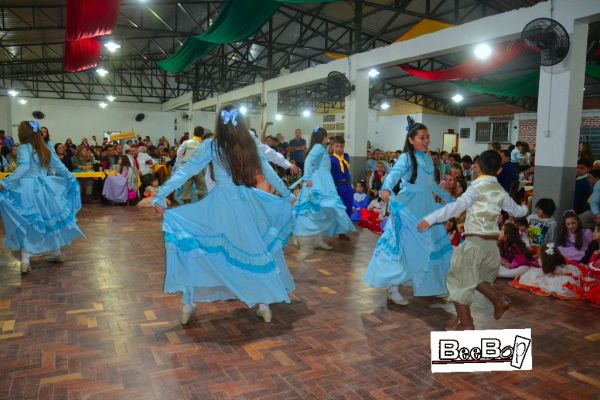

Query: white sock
[[258, 304, 270, 312], [388, 285, 400, 295], [21, 250, 30, 264]]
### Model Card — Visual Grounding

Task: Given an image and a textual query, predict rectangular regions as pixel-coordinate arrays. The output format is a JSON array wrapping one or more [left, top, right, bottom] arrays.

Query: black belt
[[335, 181, 351, 186]]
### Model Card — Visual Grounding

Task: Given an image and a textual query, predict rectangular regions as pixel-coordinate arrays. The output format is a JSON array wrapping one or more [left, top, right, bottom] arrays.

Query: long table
[[0, 171, 107, 180], [0, 165, 170, 181]]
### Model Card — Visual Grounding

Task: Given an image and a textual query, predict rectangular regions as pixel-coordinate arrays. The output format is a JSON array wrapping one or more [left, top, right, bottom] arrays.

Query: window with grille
[[460, 128, 470, 138], [475, 121, 510, 143]]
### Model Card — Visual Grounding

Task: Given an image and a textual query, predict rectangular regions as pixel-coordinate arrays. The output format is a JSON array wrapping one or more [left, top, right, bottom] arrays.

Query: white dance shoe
[[257, 306, 272, 323], [313, 240, 333, 250], [387, 291, 409, 305], [20, 262, 31, 274], [180, 304, 196, 325]]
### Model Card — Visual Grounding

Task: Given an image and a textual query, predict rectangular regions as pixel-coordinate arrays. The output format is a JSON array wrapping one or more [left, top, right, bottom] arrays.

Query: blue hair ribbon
[[312, 126, 321, 134], [28, 121, 40, 133], [220, 109, 238, 126]]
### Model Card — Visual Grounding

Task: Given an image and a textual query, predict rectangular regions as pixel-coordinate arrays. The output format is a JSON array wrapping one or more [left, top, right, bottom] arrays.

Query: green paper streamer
[[455, 65, 600, 99], [158, 0, 341, 72], [455, 70, 540, 98]]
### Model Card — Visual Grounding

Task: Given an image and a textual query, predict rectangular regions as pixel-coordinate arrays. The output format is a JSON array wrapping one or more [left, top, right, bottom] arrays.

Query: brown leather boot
[[477, 282, 511, 320], [446, 302, 475, 331]]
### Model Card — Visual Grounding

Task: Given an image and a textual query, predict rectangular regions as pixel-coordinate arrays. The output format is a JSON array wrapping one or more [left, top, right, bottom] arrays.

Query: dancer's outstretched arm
[[380, 153, 409, 201], [0, 145, 32, 190], [253, 135, 292, 170], [153, 139, 214, 208], [418, 186, 477, 231]]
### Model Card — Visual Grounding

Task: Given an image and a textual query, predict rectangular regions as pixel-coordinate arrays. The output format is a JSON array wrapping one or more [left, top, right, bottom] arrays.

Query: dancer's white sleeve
[[254, 137, 291, 169], [257, 146, 294, 202], [423, 186, 477, 226], [502, 194, 528, 218]]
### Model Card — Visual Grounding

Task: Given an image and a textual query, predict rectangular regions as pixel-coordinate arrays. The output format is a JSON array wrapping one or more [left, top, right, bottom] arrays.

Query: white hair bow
[[545, 243, 555, 256]]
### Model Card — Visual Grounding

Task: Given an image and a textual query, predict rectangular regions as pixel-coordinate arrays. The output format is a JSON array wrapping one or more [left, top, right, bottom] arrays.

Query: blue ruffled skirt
[[293, 170, 355, 237], [0, 176, 84, 254], [364, 190, 452, 296], [161, 183, 295, 307]]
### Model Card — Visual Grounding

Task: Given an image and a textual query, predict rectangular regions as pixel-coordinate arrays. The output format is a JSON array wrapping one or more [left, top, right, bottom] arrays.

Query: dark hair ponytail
[[403, 122, 427, 184], [308, 127, 328, 153]]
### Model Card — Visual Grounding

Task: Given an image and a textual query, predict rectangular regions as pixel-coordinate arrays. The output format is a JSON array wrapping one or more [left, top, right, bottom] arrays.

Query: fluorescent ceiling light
[[368, 68, 380, 78], [452, 94, 464, 103], [474, 43, 493, 60], [96, 68, 109, 77], [104, 42, 121, 53]]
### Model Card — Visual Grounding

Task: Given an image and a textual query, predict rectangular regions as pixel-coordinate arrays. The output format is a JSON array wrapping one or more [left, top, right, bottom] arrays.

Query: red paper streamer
[[64, 38, 101, 73], [66, 0, 120, 41], [400, 42, 524, 81], [64, 0, 120, 73]]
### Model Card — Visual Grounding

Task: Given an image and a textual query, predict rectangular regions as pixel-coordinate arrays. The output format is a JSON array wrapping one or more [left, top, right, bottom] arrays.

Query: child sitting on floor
[[497, 222, 538, 278], [583, 226, 600, 305], [510, 243, 582, 300], [351, 180, 370, 222], [515, 218, 531, 248], [527, 198, 558, 247], [445, 218, 462, 247], [137, 177, 170, 207], [557, 210, 593, 263], [360, 189, 389, 234]]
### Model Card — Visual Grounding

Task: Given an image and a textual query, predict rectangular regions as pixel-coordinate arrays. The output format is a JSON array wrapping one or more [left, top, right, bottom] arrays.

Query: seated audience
[[557, 210, 592, 263], [527, 198, 558, 247], [498, 222, 538, 278], [510, 243, 582, 299]]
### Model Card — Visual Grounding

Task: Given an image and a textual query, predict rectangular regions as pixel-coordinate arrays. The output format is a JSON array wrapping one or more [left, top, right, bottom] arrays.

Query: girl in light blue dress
[[293, 127, 355, 255], [152, 106, 295, 325], [0, 121, 83, 273], [364, 123, 454, 305]]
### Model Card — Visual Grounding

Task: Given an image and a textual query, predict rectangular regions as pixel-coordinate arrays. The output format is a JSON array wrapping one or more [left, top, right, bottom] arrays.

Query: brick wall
[[518, 119, 537, 145], [517, 116, 600, 146]]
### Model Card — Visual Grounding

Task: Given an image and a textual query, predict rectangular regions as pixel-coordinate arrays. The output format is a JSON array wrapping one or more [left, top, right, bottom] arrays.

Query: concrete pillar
[[188, 100, 193, 133], [0, 97, 12, 136], [345, 68, 369, 183], [533, 20, 588, 216], [261, 90, 278, 140]]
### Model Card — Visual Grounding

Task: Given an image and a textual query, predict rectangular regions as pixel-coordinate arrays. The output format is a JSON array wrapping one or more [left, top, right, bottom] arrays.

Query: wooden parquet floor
[[0, 205, 599, 400]]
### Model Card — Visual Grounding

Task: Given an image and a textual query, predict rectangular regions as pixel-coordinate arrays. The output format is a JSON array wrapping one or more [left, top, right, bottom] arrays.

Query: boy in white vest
[[175, 126, 207, 203], [418, 150, 528, 330]]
